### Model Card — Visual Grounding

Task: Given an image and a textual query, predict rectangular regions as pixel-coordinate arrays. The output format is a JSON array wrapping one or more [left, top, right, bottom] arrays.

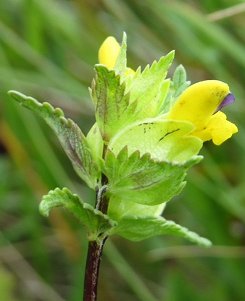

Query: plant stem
[[83, 239, 106, 301], [83, 180, 108, 301]]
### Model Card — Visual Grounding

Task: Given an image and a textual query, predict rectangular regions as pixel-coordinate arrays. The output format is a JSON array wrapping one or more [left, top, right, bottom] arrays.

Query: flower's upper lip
[[215, 93, 235, 113]]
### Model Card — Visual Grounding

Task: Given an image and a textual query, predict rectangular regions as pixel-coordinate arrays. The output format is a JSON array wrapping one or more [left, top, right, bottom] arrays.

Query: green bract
[[8, 34, 212, 247], [104, 148, 200, 206]]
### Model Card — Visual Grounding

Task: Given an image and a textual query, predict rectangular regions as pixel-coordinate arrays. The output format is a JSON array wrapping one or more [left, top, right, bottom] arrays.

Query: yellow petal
[[98, 36, 121, 69], [168, 80, 230, 131], [193, 111, 238, 145]]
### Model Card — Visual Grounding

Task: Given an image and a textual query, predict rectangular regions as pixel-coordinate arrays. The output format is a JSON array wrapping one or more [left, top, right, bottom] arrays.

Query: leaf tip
[[198, 237, 212, 247], [39, 199, 50, 217], [8, 90, 26, 102], [170, 49, 175, 56], [122, 31, 127, 41]]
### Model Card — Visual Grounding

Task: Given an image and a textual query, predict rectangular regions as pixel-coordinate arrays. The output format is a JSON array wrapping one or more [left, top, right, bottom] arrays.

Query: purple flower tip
[[216, 93, 235, 112]]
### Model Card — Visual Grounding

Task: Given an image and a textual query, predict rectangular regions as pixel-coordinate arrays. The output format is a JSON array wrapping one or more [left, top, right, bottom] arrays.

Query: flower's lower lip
[[215, 93, 235, 113]]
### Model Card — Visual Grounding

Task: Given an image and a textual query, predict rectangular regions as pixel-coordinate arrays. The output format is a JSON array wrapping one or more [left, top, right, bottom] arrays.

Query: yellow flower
[[98, 36, 135, 75], [168, 80, 238, 145], [98, 38, 237, 145], [98, 37, 121, 70]]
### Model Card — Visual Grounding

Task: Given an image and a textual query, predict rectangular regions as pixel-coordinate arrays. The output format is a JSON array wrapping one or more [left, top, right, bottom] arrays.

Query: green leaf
[[163, 64, 190, 113], [8, 90, 99, 189], [114, 32, 127, 74], [86, 122, 104, 168], [104, 148, 198, 205], [91, 65, 136, 141], [108, 195, 165, 220], [40, 187, 117, 240], [172, 64, 190, 97], [110, 216, 212, 246], [125, 51, 174, 118], [109, 118, 203, 164]]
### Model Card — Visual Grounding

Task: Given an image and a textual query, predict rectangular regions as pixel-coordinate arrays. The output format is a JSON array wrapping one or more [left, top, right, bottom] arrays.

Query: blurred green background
[[0, 0, 245, 300]]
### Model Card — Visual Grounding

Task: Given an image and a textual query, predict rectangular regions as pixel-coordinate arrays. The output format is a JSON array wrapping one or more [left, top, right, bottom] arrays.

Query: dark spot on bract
[[158, 128, 180, 142]]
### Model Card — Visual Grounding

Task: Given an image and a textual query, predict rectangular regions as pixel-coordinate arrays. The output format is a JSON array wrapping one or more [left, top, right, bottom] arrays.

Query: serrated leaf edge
[[9, 90, 99, 189], [110, 216, 212, 247]]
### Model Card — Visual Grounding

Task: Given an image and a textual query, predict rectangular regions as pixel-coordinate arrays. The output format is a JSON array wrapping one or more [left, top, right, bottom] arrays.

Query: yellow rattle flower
[[98, 37, 237, 146], [168, 80, 238, 145], [98, 36, 121, 70], [98, 36, 135, 75]]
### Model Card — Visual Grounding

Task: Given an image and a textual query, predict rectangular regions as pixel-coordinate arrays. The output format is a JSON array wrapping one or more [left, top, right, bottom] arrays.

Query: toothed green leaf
[[8, 90, 100, 189], [104, 148, 198, 206], [110, 216, 212, 246], [91, 65, 136, 141], [40, 187, 117, 240], [109, 118, 203, 164], [125, 51, 174, 118]]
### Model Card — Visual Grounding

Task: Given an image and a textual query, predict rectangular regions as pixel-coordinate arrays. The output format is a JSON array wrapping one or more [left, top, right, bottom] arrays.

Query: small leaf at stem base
[[40, 187, 117, 241]]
